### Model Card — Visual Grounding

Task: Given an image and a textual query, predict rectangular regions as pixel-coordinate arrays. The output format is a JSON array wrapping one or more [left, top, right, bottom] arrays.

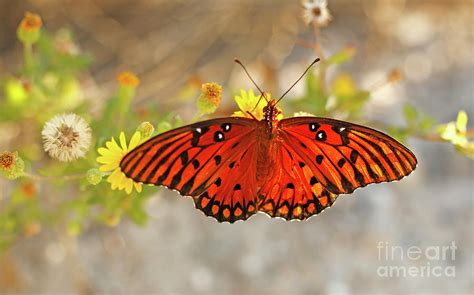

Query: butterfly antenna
[[276, 58, 320, 105], [234, 59, 269, 103]]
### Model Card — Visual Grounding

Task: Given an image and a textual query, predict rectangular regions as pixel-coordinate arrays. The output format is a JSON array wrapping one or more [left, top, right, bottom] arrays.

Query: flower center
[[0, 152, 15, 169], [312, 7, 322, 17], [56, 124, 79, 148]]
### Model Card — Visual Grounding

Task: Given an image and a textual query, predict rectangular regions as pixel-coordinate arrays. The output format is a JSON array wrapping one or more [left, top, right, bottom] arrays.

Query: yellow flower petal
[[134, 182, 142, 193], [99, 162, 118, 172], [106, 138, 122, 154], [124, 179, 133, 194], [233, 89, 269, 120], [119, 132, 127, 151], [128, 132, 142, 151]]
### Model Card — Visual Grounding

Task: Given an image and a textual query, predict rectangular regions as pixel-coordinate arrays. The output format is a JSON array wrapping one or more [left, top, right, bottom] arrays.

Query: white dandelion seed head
[[302, 0, 332, 26], [42, 113, 92, 162]]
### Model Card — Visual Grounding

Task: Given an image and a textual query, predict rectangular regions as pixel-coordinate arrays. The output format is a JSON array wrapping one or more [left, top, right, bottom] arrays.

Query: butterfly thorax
[[262, 99, 281, 138], [255, 99, 282, 185]]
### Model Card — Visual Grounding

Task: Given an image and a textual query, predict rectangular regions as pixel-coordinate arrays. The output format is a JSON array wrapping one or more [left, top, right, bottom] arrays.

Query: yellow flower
[[96, 132, 144, 194], [233, 89, 283, 120], [117, 71, 140, 88]]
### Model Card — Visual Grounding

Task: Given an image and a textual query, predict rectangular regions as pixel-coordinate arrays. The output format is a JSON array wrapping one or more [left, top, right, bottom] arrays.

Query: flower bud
[[136, 122, 155, 139], [388, 68, 403, 83], [86, 168, 104, 185], [117, 71, 140, 88], [17, 12, 42, 45]]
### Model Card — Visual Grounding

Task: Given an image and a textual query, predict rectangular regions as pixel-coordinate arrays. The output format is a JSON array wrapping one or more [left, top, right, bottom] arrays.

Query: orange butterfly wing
[[256, 117, 417, 220], [121, 115, 417, 223], [120, 117, 260, 222]]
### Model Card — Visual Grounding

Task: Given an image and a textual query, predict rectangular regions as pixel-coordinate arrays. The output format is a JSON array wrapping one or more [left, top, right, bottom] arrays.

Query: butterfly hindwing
[[120, 117, 259, 222], [257, 141, 339, 220]]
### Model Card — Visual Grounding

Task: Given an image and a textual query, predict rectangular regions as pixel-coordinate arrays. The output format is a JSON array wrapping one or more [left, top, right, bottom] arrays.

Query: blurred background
[[0, 0, 473, 293]]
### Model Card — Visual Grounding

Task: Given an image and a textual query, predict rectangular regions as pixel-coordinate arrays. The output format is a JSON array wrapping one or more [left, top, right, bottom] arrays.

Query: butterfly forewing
[[120, 117, 260, 222], [278, 117, 417, 194]]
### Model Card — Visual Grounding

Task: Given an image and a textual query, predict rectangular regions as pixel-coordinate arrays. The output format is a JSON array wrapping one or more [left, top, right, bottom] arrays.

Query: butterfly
[[120, 59, 417, 223]]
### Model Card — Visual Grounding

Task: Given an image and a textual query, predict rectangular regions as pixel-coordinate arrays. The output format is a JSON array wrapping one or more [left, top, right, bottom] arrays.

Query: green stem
[[313, 23, 326, 93], [370, 120, 474, 142], [117, 87, 135, 129], [23, 42, 34, 77], [22, 172, 88, 181]]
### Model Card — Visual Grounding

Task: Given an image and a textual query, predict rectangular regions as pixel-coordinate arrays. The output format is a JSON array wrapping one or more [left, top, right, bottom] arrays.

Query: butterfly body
[[120, 99, 417, 223]]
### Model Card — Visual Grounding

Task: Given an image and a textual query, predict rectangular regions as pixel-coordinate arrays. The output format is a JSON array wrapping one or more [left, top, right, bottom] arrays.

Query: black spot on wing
[[221, 123, 232, 132], [179, 151, 188, 165], [191, 126, 210, 146], [309, 123, 320, 132], [316, 155, 324, 164], [332, 125, 350, 145], [316, 131, 327, 141], [337, 158, 346, 168], [350, 150, 359, 163], [171, 173, 182, 188], [214, 131, 225, 142]]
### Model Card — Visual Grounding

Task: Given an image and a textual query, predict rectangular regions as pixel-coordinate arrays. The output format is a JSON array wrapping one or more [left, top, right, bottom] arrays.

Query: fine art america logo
[[377, 241, 457, 278]]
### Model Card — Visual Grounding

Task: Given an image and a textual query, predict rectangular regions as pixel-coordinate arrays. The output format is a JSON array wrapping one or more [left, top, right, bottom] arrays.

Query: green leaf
[[388, 126, 410, 143], [456, 110, 468, 133], [67, 220, 82, 236], [157, 121, 172, 133], [455, 142, 474, 159], [301, 70, 327, 116], [127, 204, 148, 226], [403, 104, 418, 126], [419, 116, 435, 133], [327, 47, 356, 65]]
